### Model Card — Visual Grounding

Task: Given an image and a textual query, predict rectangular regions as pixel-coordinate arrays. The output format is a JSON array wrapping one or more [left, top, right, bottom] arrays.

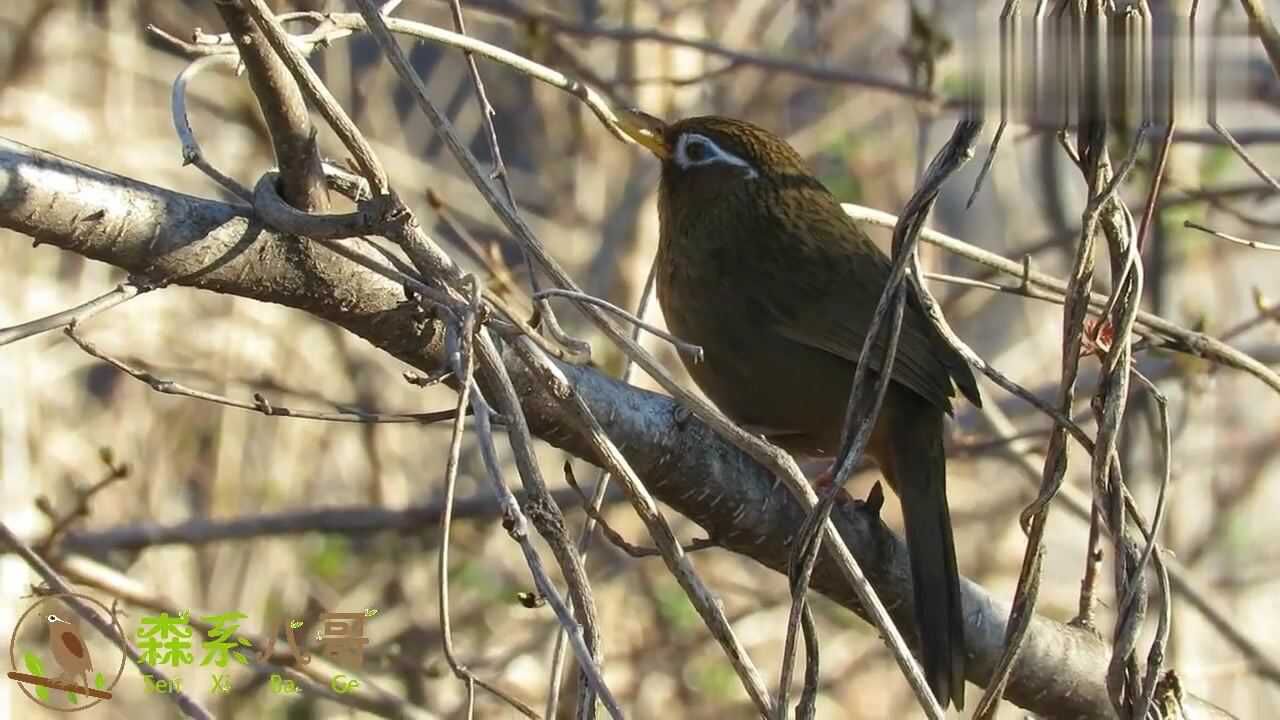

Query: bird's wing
[[758, 194, 962, 412], [60, 631, 86, 660], [774, 298, 958, 413]]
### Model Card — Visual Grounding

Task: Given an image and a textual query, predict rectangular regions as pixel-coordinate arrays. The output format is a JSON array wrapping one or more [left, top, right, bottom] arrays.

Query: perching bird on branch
[[618, 110, 981, 710]]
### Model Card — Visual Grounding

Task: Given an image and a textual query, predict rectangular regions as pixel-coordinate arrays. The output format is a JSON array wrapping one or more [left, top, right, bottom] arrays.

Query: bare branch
[[425, 0, 937, 102], [1184, 219, 1280, 252], [434, 277, 540, 719], [843, 204, 1280, 396], [213, 0, 330, 210], [0, 282, 144, 347], [64, 327, 463, 425], [51, 488, 602, 554], [171, 53, 254, 201], [533, 288, 703, 361]]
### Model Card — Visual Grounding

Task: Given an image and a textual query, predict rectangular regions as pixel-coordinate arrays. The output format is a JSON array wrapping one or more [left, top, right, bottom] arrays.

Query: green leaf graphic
[[22, 652, 50, 701]]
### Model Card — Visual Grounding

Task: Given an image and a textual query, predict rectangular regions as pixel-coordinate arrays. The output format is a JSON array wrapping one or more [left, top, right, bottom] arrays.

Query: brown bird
[[619, 110, 981, 709], [46, 610, 93, 690]]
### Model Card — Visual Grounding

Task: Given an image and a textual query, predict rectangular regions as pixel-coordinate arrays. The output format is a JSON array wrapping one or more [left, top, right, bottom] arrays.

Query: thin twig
[[253, 171, 392, 240], [974, 20, 1109, 706], [148, 11, 334, 56], [445, 0, 587, 366], [438, 278, 477, 694], [1184, 219, 1280, 252], [1074, 502, 1104, 632], [435, 278, 540, 719], [427, 0, 938, 102], [322, 11, 637, 147], [507, 334, 776, 717], [467, 362, 623, 719], [784, 119, 985, 720], [64, 325, 464, 424], [1127, 369, 1174, 720], [36, 451, 130, 553], [967, 0, 1021, 208], [171, 53, 254, 201], [0, 282, 144, 347], [1240, 0, 1280, 79], [545, 262, 659, 719], [1220, 288, 1280, 341], [843, 203, 1280, 395], [534, 288, 703, 361], [562, 463, 714, 559], [1209, 3, 1280, 193], [47, 487, 603, 554]]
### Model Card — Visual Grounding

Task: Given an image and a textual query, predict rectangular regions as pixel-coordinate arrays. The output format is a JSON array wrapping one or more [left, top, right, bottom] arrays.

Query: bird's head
[[46, 613, 69, 625], [617, 109, 826, 230], [618, 109, 811, 183]]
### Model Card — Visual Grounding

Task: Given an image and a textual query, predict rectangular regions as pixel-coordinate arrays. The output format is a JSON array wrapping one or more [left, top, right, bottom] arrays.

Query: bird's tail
[[885, 389, 967, 710]]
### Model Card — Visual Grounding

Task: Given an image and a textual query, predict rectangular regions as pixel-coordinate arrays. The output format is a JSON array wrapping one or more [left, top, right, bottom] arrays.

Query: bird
[[617, 109, 981, 710], [46, 609, 93, 691]]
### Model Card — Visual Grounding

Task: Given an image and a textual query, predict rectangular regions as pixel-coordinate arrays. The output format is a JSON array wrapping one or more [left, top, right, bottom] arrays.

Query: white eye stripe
[[674, 133, 758, 179]]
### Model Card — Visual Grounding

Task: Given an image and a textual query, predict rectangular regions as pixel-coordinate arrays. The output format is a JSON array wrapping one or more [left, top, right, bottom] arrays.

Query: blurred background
[[1, 0, 1278, 717]]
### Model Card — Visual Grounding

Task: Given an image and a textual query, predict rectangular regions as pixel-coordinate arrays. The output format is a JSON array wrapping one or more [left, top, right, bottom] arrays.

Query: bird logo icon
[[7, 592, 126, 712]]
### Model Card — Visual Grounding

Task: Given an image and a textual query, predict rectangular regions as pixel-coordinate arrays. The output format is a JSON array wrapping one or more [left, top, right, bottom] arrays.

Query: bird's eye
[[673, 132, 757, 178], [684, 138, 710, 162]]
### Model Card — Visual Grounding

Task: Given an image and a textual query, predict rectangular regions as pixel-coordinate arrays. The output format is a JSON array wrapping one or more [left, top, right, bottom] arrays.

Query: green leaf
[[22, 652, 49, 701], [95, 672, 107, 690]]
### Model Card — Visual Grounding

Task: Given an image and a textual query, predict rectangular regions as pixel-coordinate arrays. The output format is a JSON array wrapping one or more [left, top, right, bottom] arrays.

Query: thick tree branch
[[213, 0, 330, 210], [0, 139, 1235, 720]]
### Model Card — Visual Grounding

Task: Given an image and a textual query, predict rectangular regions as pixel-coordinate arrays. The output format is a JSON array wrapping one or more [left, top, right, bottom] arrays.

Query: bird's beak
[[616, 107, 670, 160]]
